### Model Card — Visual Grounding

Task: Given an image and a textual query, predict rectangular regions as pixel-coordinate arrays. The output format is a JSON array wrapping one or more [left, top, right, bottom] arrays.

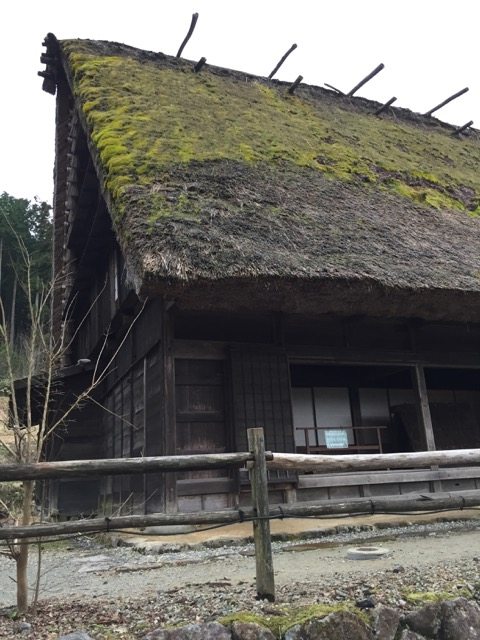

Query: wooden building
[[39, 34, 480, 517]]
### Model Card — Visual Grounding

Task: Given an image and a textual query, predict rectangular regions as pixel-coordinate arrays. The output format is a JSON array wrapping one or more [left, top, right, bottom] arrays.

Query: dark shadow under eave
[[137, 275, 480, 323]]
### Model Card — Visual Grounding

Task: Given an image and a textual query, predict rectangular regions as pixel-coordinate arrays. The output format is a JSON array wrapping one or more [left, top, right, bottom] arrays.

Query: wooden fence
[[2, 428, 480, 601]]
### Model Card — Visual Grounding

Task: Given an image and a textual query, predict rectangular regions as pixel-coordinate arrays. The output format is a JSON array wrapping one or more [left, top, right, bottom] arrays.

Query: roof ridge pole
[[347, 63, 385, 97], [375, 96, 397, 116], [452, 120, 474, 136], [268, 43, 298, 79], [324, 83, 345, 95], [287, 75, 303, 95], [193, 57, 207, 73], [424, 87, 469, 117], [176, 12, 199, 58]]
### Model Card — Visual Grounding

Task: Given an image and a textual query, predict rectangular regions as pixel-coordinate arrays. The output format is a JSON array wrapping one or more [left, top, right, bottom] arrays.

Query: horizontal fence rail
[[0, 508, 250, 540], [0, 452, 255, 481], [4, 448, 480, 482], [267, 449, 480, 473], [3, 431, 480, 602], [1, 490, 480, 541]]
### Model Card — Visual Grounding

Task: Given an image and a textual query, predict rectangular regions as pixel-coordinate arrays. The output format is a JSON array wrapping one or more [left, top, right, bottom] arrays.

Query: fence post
[[247, 427, 275, 602]]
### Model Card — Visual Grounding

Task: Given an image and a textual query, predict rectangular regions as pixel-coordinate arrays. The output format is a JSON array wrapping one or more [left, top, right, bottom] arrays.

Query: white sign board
[[324, 429, 349, 449]]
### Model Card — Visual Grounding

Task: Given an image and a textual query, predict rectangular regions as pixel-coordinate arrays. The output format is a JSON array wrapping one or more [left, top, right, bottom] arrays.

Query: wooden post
[[247, 427, 275, 602], [347, 63, 384, 97], [288, 76, 303, 95], [412, 365, 441, 492], [162, 301, 177, 513], [176, 13, 199, 58], [452, 120, 474, 136], [424, 87, 469, 117], [375, 96, 397, 116], [412, 365, 436, 451], [268, 43, 297, 80]]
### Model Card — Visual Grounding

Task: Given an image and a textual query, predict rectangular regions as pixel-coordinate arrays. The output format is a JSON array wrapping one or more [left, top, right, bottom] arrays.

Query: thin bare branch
[[0, 436, 17, 460], [84, 394, 137, 430], [43, 298, 147, 441], [60, 276, 108, 359], [92, 297, 147, 387]]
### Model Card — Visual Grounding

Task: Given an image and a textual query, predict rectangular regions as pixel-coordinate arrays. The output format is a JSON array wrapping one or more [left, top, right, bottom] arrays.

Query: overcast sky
[[2, 0, 479, 205]]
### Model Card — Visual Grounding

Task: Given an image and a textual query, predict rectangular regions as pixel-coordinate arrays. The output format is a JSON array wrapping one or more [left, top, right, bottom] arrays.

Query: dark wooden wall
[[100, 299, 166, 515], [175, 359, 235, 512], [230, 347, 294, 454], [49, 297, 480, 517], [45, 371, 104, 517]]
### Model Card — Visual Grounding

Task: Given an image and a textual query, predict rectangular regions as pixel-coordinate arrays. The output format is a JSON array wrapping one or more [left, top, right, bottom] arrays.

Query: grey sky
[[2, 0, 479, 205]]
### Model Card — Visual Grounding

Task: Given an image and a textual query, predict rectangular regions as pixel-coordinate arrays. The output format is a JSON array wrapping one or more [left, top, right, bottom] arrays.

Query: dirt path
[[1, 519, 479, 607]]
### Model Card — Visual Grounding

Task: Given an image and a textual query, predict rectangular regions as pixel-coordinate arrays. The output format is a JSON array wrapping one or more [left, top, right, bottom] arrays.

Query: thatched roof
[[44, 36, 480, 320]]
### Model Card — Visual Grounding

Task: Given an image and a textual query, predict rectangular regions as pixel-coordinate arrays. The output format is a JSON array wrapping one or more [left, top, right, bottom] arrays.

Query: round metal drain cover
[[347, 545, 390, 560]]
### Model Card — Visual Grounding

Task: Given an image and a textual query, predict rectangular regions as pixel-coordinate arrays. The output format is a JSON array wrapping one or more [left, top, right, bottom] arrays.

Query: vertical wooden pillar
[[412, 365, 441, 492], [349, 387, 362, 446], [142, 357, 148, 514], [248, 427, 275, 602], [412, 365, 436, 451], [162, 301, 177, 513]]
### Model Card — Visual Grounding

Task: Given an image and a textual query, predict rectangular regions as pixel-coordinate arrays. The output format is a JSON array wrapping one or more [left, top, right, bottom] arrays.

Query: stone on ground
[[404, 602, 443, 637], [284, 610, 373, 639], [143, 621, 231, 639], [371, 605, 401, 640], [440, 598, 480, 640], [231, 621, 276, 639]]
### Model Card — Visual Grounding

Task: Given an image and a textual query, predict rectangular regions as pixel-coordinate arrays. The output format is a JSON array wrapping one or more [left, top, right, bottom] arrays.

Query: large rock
[[231, 621, 276, 639], [398, 631, 427, 640], [143, 622, 231, 640], [371, 605, 401, 640], [404, 602, 443, 637], [440, 598, 480, 640], [283, 610, 373, 640]]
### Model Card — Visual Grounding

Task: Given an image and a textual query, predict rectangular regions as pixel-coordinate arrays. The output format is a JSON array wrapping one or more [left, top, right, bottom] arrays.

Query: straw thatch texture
[[48, 37, 480, 319]]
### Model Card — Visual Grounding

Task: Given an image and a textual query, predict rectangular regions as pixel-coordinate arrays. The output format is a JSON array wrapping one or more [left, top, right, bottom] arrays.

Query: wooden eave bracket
[[38, 32, 60, 95]]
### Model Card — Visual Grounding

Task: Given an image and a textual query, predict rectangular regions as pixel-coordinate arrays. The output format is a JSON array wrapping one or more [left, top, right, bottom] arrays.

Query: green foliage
[[62, 40, 480, 223], [0, 192, 52, 380]]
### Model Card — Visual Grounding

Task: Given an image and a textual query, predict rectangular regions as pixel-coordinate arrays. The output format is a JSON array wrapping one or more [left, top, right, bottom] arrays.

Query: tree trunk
[[16, 480, 33, 613], [9, 275, 17, 348]]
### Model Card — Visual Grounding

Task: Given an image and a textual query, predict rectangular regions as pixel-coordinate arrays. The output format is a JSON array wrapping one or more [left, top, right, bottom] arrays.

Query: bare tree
[[0, 225, 145, 613]]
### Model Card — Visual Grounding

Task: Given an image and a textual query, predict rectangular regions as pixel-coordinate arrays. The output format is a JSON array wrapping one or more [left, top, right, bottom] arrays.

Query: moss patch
[[404, 589, 471, 605], [61, 40, 480, 222], [219, 603, 367, 638]]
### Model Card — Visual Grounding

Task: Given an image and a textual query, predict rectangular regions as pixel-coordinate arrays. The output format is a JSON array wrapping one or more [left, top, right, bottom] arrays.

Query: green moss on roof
[[61, 40, 480, 219]]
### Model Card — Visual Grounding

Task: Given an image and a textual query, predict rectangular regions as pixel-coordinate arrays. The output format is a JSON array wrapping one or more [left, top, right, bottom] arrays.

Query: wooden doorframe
[[161, 301, 177, 513]]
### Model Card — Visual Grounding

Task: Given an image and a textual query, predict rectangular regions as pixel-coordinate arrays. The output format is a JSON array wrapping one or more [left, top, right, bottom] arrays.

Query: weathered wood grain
[[268, 449, 480, 473], [2, 489, 480, 540], [0, 452, 253, 481], [248, 427, 275, 602]]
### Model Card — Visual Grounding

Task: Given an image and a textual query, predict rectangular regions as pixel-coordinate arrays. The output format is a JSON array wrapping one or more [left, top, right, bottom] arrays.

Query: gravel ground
[[1, 518, 480, 638]]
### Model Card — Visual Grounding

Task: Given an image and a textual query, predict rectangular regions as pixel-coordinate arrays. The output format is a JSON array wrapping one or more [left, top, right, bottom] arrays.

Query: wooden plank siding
[[230, 347, 295, 454], [46, 303, 480, 517], [144, 343, 166, 514], [230, 347, 297, 493], [175, 358, 233, 512], [45, 372, 105, 517], [99, 301, 168, 515]]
